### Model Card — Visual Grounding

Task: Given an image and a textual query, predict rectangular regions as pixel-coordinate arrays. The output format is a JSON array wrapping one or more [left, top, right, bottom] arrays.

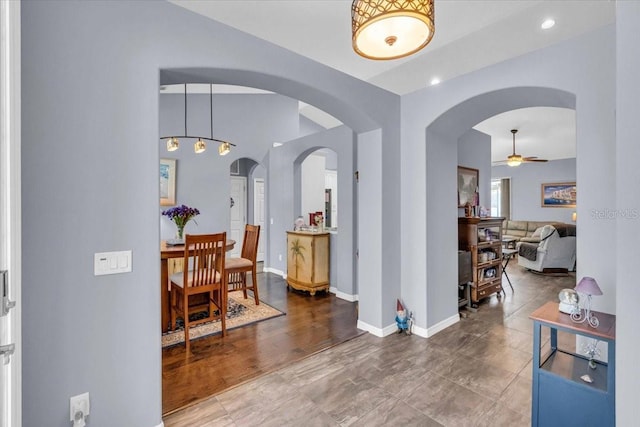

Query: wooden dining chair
[[170, 232, 227, 353], [226, 224, 260, 305]]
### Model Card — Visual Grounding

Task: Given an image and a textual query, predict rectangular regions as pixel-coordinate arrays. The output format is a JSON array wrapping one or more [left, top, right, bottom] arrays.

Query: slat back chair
[[170, 232, 227, 352], [226, 224, 261, 305]]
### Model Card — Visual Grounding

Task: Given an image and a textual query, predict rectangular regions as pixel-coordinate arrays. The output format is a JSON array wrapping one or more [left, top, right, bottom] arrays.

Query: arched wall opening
[[160, 67, 402, 334], [281, 126, 358, 300], [417, 87, 577, 336], [292, 147, 341, 293], [158, 73, 379, 309]]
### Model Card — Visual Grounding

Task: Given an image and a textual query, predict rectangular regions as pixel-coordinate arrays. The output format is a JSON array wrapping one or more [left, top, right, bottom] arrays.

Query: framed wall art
[[160, 158, 176, 206], [458, 166, 479, 207], [541, 182, 576, 208]]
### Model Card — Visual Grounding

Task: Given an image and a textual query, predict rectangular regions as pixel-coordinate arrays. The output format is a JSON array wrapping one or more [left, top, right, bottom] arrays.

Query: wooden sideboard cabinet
[[458, 217, 505, 304], [529, 302, 615, 426], [286, 231, 330, 296]]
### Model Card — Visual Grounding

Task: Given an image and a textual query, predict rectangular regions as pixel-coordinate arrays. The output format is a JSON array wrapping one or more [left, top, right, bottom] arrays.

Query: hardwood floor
[[162, 270, 362, 415], [163, 262, 577, 426]]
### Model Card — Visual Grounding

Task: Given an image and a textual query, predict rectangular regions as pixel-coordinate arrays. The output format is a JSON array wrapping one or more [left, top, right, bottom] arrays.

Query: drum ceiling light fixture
[[160, 83, 236, 155], [351, 0, 435, 60]]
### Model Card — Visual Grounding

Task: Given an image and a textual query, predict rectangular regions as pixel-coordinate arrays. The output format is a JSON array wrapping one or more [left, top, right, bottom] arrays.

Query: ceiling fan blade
[[492, 160, 509, 165], [523, 158, 548, 162]]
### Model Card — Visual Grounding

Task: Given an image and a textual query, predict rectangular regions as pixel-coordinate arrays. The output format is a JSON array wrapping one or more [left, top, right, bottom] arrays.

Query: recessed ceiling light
[[541, 18, 555, 30], [430, 77, 441, 86], [272, 142, 283, 148]]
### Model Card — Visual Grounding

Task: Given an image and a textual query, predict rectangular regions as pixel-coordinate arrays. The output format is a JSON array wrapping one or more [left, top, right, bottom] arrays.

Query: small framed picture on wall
[[160, 158, 176, 206], [458, 166, 479, 207]]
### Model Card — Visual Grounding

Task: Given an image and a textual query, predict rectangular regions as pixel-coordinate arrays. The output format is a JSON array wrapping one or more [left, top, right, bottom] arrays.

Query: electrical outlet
[[70, 392, 90, 424]]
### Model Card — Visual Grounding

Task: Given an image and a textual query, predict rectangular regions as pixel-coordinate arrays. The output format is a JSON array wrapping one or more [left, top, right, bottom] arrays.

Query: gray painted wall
[[458, 129, 491, 211], [615, 2, 640, 423], [21, 1, 394, 426], [492, 158, 576, 223], [299, 115, 326, 137]]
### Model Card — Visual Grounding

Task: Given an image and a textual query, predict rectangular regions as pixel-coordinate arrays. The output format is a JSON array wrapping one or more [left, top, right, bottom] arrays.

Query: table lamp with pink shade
[[571, 276, 603, 328]]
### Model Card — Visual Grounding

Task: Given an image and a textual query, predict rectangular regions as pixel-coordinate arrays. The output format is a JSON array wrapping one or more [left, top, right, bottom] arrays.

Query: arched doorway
[[420, 87, 577, 333], [228, 157, 265, 259], [296, 148, 338, 230]]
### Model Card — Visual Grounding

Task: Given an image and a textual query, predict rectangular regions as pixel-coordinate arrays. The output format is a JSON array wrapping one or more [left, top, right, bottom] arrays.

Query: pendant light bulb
[[194, 139, 206, 154], [218, 141, 231, 156], [166, 137, 179, 152]]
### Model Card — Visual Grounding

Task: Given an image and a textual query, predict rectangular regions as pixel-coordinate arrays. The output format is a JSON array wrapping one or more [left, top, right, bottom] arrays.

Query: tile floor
[[164, 263, 575, 426]]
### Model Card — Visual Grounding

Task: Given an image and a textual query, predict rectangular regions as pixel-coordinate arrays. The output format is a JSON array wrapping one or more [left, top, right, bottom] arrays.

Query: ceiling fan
[[494, 129, 548, 167]]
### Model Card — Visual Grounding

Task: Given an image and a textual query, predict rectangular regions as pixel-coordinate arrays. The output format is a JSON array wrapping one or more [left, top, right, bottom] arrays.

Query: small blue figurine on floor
[[396, 299, 410, 334]]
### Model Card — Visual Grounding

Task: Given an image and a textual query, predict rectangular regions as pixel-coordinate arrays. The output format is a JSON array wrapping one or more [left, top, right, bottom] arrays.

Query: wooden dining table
[[160, 239, 235, 333]]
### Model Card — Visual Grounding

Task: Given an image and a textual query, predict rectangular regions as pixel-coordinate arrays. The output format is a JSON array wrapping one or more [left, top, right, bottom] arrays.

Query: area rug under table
[[162, 291, 285, 348]]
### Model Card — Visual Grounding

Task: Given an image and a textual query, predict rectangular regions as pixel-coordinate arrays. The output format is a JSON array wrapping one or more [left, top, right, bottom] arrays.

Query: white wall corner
[[410, 323, 430, 338], [263, 267, 286, 278], [357, 320, 399, 337], [331, 287, 359, 302]]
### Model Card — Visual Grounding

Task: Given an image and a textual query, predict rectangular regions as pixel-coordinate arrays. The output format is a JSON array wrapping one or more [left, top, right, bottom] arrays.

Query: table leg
[[161, 258, 169, 333], [502, 255, 515, 291]]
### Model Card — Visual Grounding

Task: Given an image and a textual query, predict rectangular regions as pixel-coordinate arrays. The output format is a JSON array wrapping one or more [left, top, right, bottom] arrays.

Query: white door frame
[[229, 176, 247, 258], [0, 1, 22, 426], [253, 178, 265, 262]]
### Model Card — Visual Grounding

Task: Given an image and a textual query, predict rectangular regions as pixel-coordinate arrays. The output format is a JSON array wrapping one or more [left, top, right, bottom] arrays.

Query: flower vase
[[176, 227, 185, 243]]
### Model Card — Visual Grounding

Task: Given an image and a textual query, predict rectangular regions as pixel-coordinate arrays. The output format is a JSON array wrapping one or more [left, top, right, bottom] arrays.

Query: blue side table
[[529, 302, 615, 427]]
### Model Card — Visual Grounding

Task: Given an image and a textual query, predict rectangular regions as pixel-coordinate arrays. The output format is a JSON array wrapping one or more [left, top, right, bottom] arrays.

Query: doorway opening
[[228, 157, 265, 261], [299, 148, 338, 230]]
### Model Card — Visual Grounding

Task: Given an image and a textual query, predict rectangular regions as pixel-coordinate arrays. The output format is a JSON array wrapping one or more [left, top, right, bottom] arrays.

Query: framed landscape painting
[[458, 166, 479, 207], [160, 158, 176, 206], [541, 182, 576, 208]]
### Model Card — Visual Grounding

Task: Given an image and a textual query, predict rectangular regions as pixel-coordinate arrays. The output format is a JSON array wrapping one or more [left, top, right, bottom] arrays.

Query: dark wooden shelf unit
[[458, 217, 505, 303]]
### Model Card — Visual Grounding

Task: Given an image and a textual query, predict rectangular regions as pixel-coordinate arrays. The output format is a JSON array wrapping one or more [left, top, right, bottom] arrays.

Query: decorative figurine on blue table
[[396, 299, 409, 334]]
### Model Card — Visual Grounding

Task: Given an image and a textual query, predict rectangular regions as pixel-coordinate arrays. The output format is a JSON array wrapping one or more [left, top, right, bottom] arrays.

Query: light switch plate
[[94, 250, 132, 276]]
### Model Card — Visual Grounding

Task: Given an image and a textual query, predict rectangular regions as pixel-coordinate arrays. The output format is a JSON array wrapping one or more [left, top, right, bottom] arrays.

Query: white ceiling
[[169, 0, 614, 161]]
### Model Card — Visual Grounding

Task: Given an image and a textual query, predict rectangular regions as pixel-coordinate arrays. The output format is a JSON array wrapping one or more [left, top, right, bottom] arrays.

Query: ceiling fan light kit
[[507, 154, 523, 167], [497, 129, 548, 167], [351, 0, 435, 60]]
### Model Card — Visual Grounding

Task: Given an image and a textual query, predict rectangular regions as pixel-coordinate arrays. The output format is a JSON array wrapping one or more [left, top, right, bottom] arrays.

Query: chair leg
[[241, 272, 248, 300], [251, 267, 259, 305], [183, 293, 190, 353], [170, 287, 177, 331], [221, 279, 227, 337]]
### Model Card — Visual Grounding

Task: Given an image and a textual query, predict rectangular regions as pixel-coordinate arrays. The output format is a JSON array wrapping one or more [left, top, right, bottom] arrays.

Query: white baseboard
[[356, 320, 398, 337], [410, 323, 429, 338], [416, 313, 460, 338], [263, 267, 285, 278], [358, 314, 460, 339], [330, 287, 358, 302]]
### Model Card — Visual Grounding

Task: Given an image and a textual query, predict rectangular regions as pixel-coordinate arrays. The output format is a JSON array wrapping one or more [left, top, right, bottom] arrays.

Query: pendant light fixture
[[160, 83, 236, 155], [351, 0, 435, 60]]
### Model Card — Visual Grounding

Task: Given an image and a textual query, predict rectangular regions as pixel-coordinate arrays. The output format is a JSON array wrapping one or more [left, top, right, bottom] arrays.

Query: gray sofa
[[502, 220, 564, 244]]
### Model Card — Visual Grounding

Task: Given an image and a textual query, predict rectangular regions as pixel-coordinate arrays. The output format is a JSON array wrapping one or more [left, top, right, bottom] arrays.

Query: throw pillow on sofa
[[520, 226, 546, 243], [531, 226, 545, 238]]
